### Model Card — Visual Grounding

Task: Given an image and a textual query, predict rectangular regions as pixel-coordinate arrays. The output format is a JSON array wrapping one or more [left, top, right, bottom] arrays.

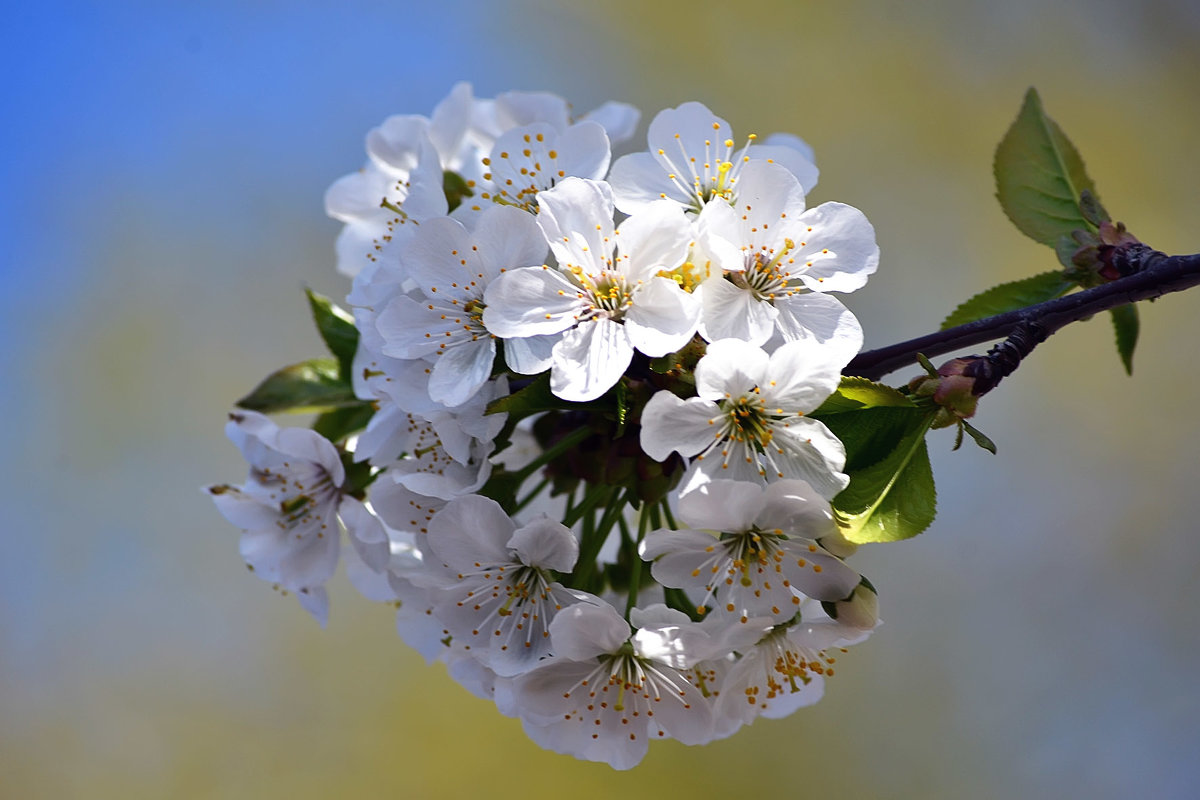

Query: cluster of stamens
[[657, 123, 758, 212], [479, 131, 568, 212], [737, 238, 802, 302]]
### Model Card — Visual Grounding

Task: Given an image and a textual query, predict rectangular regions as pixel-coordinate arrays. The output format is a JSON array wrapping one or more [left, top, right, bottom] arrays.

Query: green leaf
[[941, 271, 1076, 329], [306, 289, 359, 378], [236, 358, 357, 414], [814, 403, 929, 474], [1110, 304, 1139, 375], [833, 411, 938, 543], [812, 377, 915, 415], [312, 402, 376, 443], [995, 87, 1100, 247]]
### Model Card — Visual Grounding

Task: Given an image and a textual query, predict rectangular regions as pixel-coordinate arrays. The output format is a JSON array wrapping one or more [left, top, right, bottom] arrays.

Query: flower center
[[736, 238, 799, 302], [580, 270, 635, 319], [720, 393, 775, 451], [659, 130, 759, 212], [721, 527, 786, 586]]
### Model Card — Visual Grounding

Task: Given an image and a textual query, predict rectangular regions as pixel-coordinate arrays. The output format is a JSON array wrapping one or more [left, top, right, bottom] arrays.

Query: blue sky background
[[3, 1, 1200, 796]]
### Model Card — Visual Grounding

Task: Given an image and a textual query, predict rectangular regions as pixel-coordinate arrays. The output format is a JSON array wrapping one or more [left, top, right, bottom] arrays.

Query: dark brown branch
[[844, 245, 1200, 382]]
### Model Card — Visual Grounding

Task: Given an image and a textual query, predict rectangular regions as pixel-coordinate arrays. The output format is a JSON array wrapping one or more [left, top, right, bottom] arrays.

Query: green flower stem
[[659, 498, 678, 530], [510, 425, 594, 486], [624, 502, 652, 618], [566, 485, 620, 590], [511, 477, 550, 514]]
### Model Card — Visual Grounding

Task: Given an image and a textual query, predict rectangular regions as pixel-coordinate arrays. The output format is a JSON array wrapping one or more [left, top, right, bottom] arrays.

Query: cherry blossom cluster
[[210, 83, 882, 769]]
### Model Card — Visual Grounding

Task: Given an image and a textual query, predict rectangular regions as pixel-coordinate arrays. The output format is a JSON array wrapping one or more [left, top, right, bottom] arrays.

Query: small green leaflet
[[306, 289, 359, 379], [941, 271, 1075, 329], [236, 358, 358, 414], [832, 409, 938, 544], [1110, 303, 1139, 375], [995, 88, 1100, 247]]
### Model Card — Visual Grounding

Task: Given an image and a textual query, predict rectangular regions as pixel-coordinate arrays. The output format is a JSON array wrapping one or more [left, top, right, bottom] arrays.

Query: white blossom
[[422, 495, 588, 676], [483, 178, 699, 401], [207, 412, 389, 624], [608, 101, 819, 216], [640, 338, 850, 499], [641, 480, 861, 622], [694, 160, 878, 352], [375, 205, 547, 407], [510, 601, 716, 769], [712, 603, 874, 731]]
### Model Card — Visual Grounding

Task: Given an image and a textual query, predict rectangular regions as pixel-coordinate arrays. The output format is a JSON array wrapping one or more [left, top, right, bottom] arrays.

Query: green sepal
[[486, 373, 559, 419], [960, 420, 997, 454], [1078, 189, 1111, 227], [614, 379, 629, 437], [236, 358, 357, 414], [443, 170, 474, 213], [312, 402, 376, 443], [305, 289, 359, 379], [1110, 303, 1139, 375], [994, 88, 1100, 247], [941, 271, 1076, 329], [832, 410, 938, 543], [340, 451, 378, 500]]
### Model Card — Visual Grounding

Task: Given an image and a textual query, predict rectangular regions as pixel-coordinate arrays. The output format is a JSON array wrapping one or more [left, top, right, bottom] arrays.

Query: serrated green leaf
[[236, 358, 357, 414], [812, 377, 916, 415], [816, 405, 930, 473], [941, 270, 1076, 329], [833, 411, 938, 543], [1110, 304, 1139, 375], [995, 88, 1099, 247], [306, 289, 359, 378], [312, 402, 376, 443]]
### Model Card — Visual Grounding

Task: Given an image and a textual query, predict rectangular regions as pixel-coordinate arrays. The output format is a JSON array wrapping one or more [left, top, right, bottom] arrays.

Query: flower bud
[[909, 357, 980, 425], [821, 578, 879, 630]]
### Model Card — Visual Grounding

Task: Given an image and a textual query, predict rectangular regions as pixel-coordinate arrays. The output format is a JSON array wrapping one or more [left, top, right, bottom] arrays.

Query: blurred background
[[4, 1, 1199, 797]]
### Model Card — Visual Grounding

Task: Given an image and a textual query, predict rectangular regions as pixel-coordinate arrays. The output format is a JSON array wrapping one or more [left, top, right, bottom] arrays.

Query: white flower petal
[[508, 516, 579, 573], [536, 177, 614, 274], [624, 277, 700, 357], [549, 318, 633, 402], [770, 420, 849, 499], [425, 494, 515, 568], [676, 479, 764, 532], [427, 334, 495, 408], [772, 292, 864, 364], [338, 496, 391, 573], [615, 199, 690, 280], [699, 277, 778, 346], [502, 332, 559, 375], [482, 266, 582, 337], [639, 391, 723, 461], [609, 152, 689, 214], [694, 339, 769, 400], [580, 101, 640, 146], [548, 601, 630, 661], [793, 202, 880, 293]]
